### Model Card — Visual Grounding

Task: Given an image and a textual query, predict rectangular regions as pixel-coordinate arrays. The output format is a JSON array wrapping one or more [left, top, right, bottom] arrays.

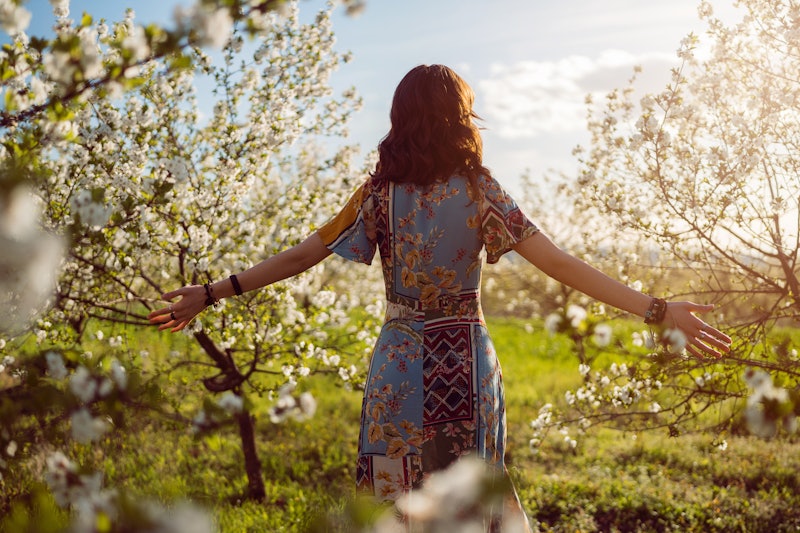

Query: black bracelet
[[644, 297, 667, 324], [203, 281, 219, 308], [230, 274, 243, 296]]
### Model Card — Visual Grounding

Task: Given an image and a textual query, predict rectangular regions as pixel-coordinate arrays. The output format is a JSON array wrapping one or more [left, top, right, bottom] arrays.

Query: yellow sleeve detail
[[317, 183, 366, 247]]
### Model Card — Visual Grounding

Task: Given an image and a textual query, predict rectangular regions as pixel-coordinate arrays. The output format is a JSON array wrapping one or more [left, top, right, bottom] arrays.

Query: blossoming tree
[[528, 0, 800, 451], [1, 0, 379, 525]]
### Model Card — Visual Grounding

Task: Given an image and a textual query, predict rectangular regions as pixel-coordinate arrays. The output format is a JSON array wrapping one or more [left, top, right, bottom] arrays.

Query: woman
[[149, 64, 730, 529]]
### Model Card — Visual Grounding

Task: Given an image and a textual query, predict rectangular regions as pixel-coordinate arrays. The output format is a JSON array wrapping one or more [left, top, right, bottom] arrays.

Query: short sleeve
[[479, 176, 539, 263], [317, 182, 377, 264]]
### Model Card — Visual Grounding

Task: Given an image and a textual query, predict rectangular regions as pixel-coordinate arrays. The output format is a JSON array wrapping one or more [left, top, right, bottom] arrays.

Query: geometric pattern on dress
[[481, 203, 538, 264], [423, 324, 473, 425], [355, 455, 372, 492]]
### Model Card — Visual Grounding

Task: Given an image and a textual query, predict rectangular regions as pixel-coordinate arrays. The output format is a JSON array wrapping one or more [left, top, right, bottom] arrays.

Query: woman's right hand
[[147, 285, 209, 332]]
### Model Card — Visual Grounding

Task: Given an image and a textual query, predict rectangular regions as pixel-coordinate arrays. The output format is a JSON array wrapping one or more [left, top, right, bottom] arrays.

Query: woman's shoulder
[[475, 173, 504, 190]]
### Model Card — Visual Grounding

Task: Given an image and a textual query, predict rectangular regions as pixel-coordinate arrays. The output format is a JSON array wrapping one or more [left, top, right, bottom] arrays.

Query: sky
[[26, 0, 743, 193]]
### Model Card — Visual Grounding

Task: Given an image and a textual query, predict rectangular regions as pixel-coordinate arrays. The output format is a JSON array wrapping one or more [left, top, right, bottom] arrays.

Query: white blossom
[[122, 25, 150, 62], [267, 384, 316, 423], [592, 323, 612, 347], [43, 50, 77, 86], [110, 359, 127, 390], [0, 0, 31, 34], [394, 455, 502, 529], [544, 313, 562, 333], [71, 408, 109, 443], [46, 351, 68, 380], [175, 6, 233, 49], [49, 0, 69, 19], [69, 189, 112, 229], [0, 187, 64, 335], [743, 368, 794, 438], [664, 328, 687, 353], [566, 305, 587, 328], [311, 289, 336, 308], [217, 392, 243, 415], [69, 366, 97, 403]]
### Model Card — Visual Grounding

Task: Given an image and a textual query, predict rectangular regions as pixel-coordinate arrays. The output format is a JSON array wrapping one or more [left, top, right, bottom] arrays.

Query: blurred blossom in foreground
[[592, 323, 612, 347], [373, 455, 529, 533], [268, 383, 317, 423], [743, 368, 797, 439], [663, 329, 687, 354], [543, 313, 562, 334], [71, 407, 110, 443], [565, 305, 587, 328], [0, 0, 31, 34], [0, 187, 64, 335], [45, 451, 215, 533]]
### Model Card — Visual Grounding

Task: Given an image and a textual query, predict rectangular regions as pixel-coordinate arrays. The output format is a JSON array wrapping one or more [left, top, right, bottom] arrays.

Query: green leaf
[[4, 90, 16, 112], [169, 53, 193, 71]]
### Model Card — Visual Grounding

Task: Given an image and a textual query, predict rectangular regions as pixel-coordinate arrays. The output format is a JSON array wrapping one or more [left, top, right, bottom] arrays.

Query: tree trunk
[[193, 331, 263, 499], [236, 410, 266, 501]]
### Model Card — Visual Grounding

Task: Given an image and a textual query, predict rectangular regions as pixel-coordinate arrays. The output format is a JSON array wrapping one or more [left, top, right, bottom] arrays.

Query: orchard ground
[[3, 316, 798, 533]]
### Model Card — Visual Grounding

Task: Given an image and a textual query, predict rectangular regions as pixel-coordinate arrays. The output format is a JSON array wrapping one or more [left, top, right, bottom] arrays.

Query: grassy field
[[3, 317, 800, 532]]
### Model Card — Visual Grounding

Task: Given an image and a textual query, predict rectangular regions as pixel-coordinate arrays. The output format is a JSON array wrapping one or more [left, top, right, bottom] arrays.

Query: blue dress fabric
[[318, 174, 538, 527]]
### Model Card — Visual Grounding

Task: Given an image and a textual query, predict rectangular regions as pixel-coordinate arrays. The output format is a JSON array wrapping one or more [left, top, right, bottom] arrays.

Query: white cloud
[[478, 50, 678, 139]]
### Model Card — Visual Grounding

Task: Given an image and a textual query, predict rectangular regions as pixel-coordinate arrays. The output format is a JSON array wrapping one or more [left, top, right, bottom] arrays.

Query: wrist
[[644, 297, 667, 324], [203, 280, 220, 307], [210, 279, 230, 300]]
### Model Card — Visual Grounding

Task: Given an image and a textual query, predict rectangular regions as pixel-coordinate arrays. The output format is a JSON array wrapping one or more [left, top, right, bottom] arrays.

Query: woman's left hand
[[664, 302, 731, 359], [147, 285, 209, 332]]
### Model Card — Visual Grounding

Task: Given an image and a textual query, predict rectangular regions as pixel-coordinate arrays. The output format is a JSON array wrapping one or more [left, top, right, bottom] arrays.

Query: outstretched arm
[[148, 232, 332, 332], [512, 232, 731, 358]]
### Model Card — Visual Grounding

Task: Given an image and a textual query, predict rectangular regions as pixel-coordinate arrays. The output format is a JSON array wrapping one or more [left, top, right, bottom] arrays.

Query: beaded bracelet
[[203, 281, 219, 308], [230, 274, 243, 296], [644, 297, 667, 324]]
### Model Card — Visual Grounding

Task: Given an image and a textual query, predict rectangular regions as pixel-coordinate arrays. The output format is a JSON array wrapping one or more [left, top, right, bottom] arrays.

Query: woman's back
[[380, 175, 483, 315]]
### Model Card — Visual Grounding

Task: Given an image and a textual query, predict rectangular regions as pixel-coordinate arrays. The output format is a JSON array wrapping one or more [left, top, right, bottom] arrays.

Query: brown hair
[[372, 65, 491, 188]]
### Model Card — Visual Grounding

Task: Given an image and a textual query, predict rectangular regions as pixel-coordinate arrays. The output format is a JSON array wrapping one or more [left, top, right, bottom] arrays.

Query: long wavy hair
[[372, 65, 491, 189]]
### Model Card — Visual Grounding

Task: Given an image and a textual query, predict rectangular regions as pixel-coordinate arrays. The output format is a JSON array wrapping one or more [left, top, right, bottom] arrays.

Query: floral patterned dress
[[318, 173, 538, 527]]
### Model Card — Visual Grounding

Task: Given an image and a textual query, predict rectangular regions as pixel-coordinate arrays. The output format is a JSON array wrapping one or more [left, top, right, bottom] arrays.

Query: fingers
[[687, 303, 715, 315], [147, 286, 199, 332], [666, 301, 731, 360], [691, 326, 729, 352], [688, 338, 723, 359], [685, 344, 706, 360], [148, 294, 193, 332], [161, 287, 189, 301], [149, 307, 194, 333], [684, 324, 730, 360], [147, 305, 171, 321]]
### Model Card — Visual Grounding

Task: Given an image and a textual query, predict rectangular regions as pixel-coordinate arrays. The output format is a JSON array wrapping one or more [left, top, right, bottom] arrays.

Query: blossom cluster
[[45, 451, 214, 533], [0, 187, 64, 335], [369, 455, 530, 533], [527, 316, 739, 453], [743, 368, 798, 438]]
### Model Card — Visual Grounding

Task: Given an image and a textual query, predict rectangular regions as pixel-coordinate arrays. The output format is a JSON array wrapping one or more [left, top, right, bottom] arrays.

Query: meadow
[[2, 317, 799, 533]]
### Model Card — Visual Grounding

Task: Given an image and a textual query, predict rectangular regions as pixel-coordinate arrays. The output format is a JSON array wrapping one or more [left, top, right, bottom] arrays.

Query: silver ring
[[170, 311, 176, 320]]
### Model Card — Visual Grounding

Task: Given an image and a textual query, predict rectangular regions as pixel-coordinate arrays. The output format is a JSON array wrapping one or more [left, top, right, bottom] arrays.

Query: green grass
[[4, 316, 800, 532]]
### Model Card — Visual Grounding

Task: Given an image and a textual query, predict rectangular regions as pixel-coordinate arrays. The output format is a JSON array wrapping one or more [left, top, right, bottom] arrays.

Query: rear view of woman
[[150, 64, 730, 531]]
